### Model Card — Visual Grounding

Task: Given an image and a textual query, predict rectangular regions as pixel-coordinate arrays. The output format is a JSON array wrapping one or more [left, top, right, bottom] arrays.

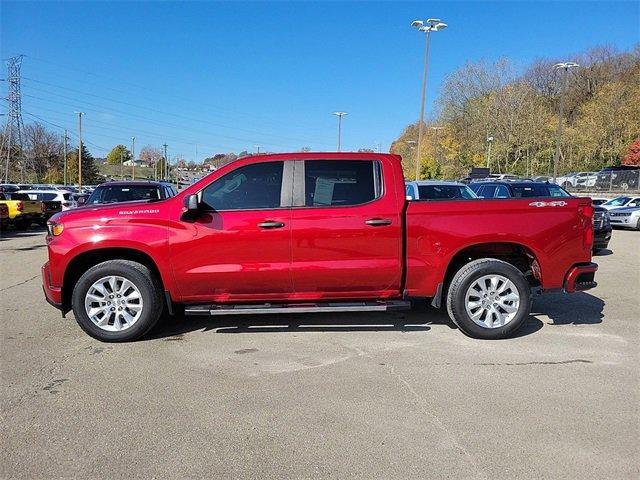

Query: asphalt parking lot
[[1, 227, 638, 479]]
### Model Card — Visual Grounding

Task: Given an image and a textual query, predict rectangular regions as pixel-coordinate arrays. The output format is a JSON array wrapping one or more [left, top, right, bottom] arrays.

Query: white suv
[[20, 189, 77, 211]]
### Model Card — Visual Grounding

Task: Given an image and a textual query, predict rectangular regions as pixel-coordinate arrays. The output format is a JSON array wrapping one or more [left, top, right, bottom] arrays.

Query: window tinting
[[201, 161, 283, 210], [494, 185, 510, 198], [478, 185, 497, 198], [547, 185, 571, 197], [417, 185, 475, 200], [304, 160, 380, 207], [87, 186, 161, 204]]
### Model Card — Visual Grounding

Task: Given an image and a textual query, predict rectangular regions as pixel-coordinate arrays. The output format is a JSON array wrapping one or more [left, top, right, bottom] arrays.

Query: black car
[[594, 165, 640, 191], [468, 181, 571, 199], [83, 181, 178, 206], [592, 206, 612, 251]]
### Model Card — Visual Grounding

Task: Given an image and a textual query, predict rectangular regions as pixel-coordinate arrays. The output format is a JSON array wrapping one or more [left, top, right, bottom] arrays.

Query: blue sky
[[2, 1, 638, 160]]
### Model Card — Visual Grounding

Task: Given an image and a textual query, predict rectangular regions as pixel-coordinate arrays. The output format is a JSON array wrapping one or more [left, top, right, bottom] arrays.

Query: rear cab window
[[303, 160, 382, 207]]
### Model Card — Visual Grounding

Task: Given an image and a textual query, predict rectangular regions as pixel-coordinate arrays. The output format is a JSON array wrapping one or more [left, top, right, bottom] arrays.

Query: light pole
[[254, 145, 262, 155], [332, 112, 348, 151], [485, 136, 494, 169], [75, 112, 84, 191], [552, 62, 578, 183], [131, 136, 136, 180], [411, 18, 447, 180]]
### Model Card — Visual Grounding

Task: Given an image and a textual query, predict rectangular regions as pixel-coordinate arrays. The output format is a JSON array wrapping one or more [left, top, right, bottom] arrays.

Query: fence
[[561, 170, 640, 194]]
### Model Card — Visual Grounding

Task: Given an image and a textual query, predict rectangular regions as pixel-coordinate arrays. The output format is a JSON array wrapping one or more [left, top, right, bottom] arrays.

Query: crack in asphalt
[[0, 275, 39, 292]]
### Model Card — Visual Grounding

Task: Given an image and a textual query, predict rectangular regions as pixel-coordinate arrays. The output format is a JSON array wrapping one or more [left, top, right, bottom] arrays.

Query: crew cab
[[42, 153, 598, 342]]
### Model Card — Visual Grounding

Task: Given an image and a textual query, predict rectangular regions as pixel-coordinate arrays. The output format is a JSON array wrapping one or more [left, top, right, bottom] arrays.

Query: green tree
[[106, 144, 132, 165], [67, 144, 101, 185]]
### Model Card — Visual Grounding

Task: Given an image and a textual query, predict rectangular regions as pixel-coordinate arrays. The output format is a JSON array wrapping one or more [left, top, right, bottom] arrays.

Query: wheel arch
[[62, 247, 167, 313]]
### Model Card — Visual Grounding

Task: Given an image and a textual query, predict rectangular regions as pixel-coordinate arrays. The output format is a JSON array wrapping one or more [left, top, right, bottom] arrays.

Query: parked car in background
[[0, 184, 20, 193], [555, 172, 598, 189], [19, 189, 76, 211], [0, 203, 8, 230], [83, 181, 178, 206], [469, 181, 571, 199], [405, 181, 477, 200], [592, 206, 612, 251], [609, 206, 640, 230], [599, 196, 640, 211], [595, 166, 640, 191], [590, 198, 609, 206], [532, 176, 551, 182], [0, 192, 44, 229]]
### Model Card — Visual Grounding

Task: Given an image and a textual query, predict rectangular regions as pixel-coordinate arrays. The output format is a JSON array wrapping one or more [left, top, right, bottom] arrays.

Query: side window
[[479, 185, 496, 198], [405, 184, 416, 200], [304, 160, 381, 207], [628, 198, 640, 207], [494, 185, 510, 198], [201, 161, 284, 211]]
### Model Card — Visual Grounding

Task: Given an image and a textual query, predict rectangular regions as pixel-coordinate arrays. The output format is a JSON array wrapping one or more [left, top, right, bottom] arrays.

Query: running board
[[184, 300, 411, 316]]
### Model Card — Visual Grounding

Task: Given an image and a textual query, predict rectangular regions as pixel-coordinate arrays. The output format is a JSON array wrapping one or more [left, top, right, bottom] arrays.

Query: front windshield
[[604, 196, 630, 206], [417, 185, 477, 200], [86, 185, 161, 204]]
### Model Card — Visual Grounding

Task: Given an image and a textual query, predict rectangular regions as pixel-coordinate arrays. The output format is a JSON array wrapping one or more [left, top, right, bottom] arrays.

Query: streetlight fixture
[[552, 62, 579, 183], [486, 136, 494, 169], [411, 18, 447, 180], [332, 112, 348, 151]]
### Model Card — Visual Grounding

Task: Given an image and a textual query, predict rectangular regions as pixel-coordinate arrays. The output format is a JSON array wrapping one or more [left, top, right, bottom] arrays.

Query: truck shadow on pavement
[[0, 226, 47, 241], [147, 292, 604, 340]]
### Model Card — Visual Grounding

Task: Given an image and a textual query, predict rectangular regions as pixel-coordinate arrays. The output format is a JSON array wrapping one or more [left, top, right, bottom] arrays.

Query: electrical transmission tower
[[2, 55, 26, 182]]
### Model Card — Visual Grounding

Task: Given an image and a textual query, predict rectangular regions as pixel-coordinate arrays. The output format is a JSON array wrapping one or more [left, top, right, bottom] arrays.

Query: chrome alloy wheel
[[464, 274, 520, 329], [84, 275, 143, 331]]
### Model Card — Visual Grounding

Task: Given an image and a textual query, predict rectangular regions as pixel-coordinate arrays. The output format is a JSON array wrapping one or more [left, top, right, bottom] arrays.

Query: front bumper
[[563, 263, 598, 293], [41, 261, 63, 309]]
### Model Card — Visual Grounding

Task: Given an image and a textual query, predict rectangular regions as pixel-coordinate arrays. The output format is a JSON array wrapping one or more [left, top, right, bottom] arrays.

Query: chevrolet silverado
[[42, 153, 598, 342]]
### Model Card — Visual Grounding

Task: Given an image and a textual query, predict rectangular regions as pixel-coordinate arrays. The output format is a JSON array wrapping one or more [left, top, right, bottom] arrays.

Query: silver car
[[608, 206, 640, 230]]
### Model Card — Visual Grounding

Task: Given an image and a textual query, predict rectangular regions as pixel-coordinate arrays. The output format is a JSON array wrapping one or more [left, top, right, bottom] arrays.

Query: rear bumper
[[563, 263, 598, 293], [42, 262, 63, 309]]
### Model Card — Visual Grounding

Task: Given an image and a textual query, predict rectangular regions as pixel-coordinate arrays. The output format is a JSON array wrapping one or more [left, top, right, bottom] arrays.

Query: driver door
[[170, 160, 293, 302]]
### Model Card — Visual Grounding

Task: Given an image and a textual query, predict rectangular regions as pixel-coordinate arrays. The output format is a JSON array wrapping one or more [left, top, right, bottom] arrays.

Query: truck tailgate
[[404, 197, 593, 296]]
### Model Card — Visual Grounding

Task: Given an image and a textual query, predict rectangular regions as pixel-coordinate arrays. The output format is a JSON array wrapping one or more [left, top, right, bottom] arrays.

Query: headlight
[[47, 221, 64, 236]]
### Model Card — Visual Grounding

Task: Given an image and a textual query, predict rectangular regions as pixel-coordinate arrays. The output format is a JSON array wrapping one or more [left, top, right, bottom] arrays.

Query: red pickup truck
[[42, 153, 598, 342]]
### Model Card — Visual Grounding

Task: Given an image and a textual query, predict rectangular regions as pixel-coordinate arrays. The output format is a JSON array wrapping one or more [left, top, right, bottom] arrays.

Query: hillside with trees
[[391, 45, 640, 179]]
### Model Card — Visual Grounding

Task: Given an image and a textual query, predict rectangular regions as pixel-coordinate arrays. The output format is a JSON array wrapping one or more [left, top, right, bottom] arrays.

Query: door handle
[[365, 218, 392, 226], [258, 221, 285, 229]]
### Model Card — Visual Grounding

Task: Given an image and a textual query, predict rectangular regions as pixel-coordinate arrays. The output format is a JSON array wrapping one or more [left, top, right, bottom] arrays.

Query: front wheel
[[71, 260, 164, 342], [446, 259, 531, 339]]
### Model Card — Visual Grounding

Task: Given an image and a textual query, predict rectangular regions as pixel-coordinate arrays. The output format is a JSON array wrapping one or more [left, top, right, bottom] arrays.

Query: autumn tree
[[106, 145, 132, 165]]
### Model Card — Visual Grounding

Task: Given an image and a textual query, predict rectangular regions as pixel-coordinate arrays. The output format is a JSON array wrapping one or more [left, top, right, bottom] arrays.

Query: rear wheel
[[71, 260, 163, 342], [446, 259, 531, 339]]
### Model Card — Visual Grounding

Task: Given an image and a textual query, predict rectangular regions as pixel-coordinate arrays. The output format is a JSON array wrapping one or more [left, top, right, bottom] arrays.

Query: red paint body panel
[[404, 197, 594, 296], [42, 152, 596, 310]]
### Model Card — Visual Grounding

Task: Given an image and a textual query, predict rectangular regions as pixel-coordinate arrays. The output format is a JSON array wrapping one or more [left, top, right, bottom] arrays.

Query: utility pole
[[411, 19, 447, 181], [120, 151, 124, 180], [485, 136, 494, 169], [552, 62, 578, 183], [63, 130, 68, 185], [131, 136, 136, 180], [162, 143, 168, 180], [76, 112, 84, 191], [332, 112, 348, 151]]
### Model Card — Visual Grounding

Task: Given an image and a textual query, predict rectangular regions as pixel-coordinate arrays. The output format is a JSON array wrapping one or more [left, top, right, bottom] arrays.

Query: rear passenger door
[[289, 159, 403, 298]]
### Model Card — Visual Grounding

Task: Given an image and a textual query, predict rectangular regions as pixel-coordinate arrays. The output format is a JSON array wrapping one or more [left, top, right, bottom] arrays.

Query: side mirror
[[181, 194, 200, 221], [184, 194, 198, 211]]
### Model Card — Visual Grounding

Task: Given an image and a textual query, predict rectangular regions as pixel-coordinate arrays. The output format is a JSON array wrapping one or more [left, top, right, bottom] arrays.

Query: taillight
[[578, 204, 594, 250], [16, 201, 23, 212]]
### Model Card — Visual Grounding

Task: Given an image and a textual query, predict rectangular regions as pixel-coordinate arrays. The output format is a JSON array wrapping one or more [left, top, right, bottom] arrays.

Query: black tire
[[14, 218, 29, 230], [446, 258, 531, 340], [71, 260, 164, 342]]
